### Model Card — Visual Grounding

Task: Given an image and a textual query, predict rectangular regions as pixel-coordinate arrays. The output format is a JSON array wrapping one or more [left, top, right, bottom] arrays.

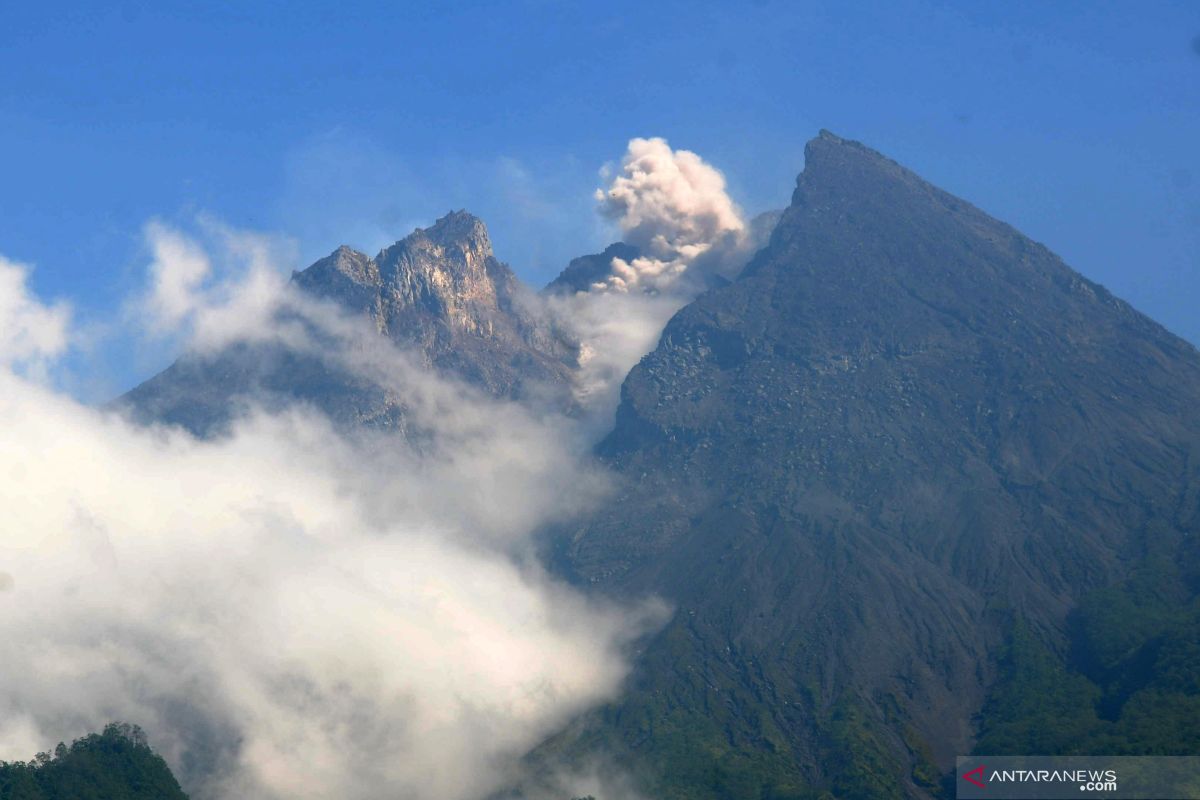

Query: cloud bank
[[0, 134, 766, 798], [0, 237, 661, 800]]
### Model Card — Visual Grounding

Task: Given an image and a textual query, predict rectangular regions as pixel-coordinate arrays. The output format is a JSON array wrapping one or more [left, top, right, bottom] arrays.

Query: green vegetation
[[978, 555, 1200, 757], [821, 701, 906, 800], [0, 723, 187, 800], [563, 551, 1200, 800]]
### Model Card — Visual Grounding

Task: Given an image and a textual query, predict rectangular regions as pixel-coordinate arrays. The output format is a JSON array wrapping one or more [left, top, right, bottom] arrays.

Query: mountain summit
[[294, 210, 577, 398], [122, 211, 577, 434], [545, 131, 1200, 798]]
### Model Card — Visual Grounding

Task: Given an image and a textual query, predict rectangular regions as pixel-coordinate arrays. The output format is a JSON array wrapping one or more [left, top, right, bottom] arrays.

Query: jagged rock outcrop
[[120, 211, 577, 435], [295, 210, 578, 398]]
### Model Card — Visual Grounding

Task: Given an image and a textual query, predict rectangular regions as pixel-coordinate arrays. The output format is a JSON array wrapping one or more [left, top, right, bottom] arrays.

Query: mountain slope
[[121, 211, 577, 434], [545, 131, 1200, 798]]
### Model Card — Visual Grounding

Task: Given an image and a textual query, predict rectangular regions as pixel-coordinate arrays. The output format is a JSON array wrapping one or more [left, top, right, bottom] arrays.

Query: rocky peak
[[374, 210, 511, 325], [297, 244, 375, 281], [419, 209, 493, 258], [781, 128, 977, 236], [378, 210, 494, 280], [123, 208, 580, 435], [294, 209, 577, 402], [798, 128, 909, 185], [292, 244, 378, 311]]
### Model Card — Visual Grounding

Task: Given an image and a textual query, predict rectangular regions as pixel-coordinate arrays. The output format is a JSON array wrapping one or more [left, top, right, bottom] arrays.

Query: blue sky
[[2, 1, 1198, 396]]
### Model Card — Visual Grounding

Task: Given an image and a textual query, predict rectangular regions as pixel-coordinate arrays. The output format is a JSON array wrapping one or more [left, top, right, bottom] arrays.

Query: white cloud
[[0, 241, 664, 800], [0, 255, 71, 377], [142, 221, 213, 331], [0, 133, 761, 792], [137, 221, 294, 353]]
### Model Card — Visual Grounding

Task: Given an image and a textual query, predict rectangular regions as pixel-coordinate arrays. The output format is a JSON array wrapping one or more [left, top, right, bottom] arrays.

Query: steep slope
[[121, 211, 577, 434], [546, 131, 1200, 798]]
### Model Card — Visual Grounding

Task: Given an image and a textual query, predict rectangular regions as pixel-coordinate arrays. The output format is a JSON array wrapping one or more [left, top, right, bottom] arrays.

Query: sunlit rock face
[[296, 209, 578, 399], [122, 211, 579, 437]]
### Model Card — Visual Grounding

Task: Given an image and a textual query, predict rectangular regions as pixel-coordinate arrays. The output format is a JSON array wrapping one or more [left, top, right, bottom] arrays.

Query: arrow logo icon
[[963, 764, 986, 789]]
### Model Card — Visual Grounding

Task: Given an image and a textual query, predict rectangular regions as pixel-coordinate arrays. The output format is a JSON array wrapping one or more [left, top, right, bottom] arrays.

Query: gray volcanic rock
[[121, 211, 578, 435], [292, 244, 381, 311], [544, 131, 1200, 798]]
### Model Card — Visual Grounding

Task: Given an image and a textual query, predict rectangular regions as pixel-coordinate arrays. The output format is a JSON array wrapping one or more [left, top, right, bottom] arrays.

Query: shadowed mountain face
[[544, 131, 1200, 798], [121, 211, 578, 434]]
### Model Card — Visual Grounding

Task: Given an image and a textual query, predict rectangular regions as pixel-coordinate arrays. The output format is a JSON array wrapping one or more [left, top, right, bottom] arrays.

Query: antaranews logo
[[962, 764, 986, 789], [960, 763, 1117, 793], [956, 756, 1200, 799]]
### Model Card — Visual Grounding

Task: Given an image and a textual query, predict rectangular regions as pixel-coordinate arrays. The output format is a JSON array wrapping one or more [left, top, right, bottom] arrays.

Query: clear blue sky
[[2, 1, 1198, 396]]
